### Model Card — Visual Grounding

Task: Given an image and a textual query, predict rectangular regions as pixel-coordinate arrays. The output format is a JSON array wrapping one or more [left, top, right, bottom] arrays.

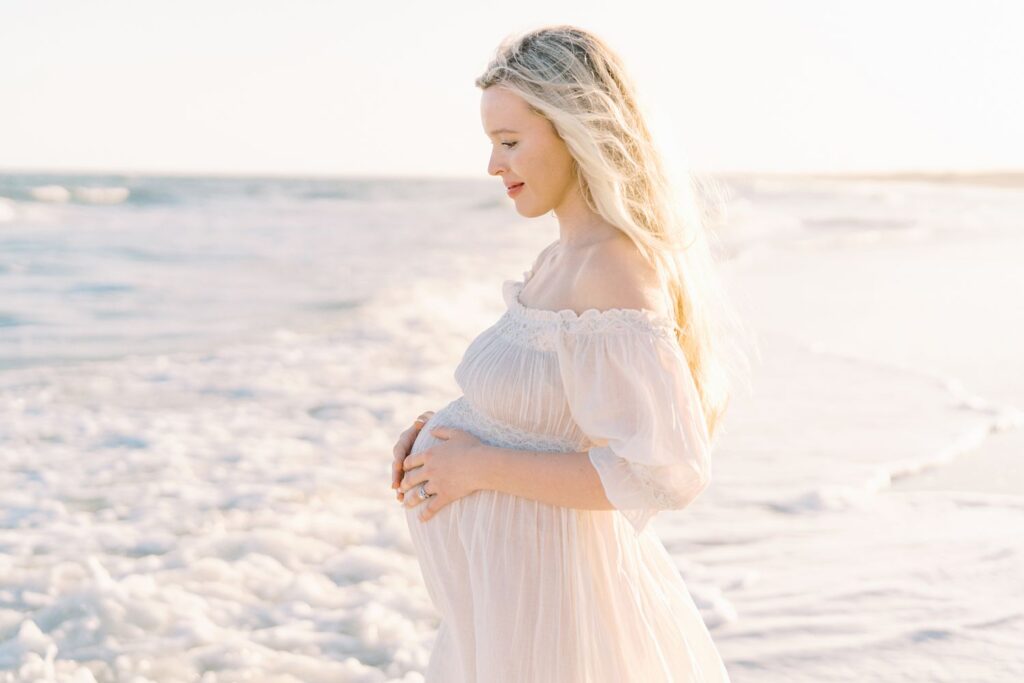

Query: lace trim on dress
[[495, 291, 561, 350], [630, 461, 706, 509], [435, 396, 581, 453], [502, 276, 677, 340]]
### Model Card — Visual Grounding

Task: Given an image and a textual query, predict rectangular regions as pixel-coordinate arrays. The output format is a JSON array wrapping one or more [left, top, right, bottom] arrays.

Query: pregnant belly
[[402, 397, 606, 610], [401, 397, 490, 530], [401, 396, 580, 517], [401, 397, 487, 620]]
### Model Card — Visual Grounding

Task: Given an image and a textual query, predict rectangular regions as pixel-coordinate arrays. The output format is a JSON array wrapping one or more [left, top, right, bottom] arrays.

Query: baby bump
[[403, 395, 592, 533], [402, 398, 481, 622], [403, 395, 578, 514], [403, 396, 476, 523]]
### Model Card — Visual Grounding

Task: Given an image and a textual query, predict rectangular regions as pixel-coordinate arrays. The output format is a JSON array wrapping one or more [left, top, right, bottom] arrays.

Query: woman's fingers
[[393, 435, 417, 499], [400, 469, 429, 507], [419, 493, 446, 522], [391, 411, 436, 498], [392, 431, 414, 488]]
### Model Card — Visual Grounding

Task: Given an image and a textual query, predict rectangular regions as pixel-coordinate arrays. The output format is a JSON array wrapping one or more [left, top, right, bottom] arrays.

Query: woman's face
[[480, 86, 576, 218]]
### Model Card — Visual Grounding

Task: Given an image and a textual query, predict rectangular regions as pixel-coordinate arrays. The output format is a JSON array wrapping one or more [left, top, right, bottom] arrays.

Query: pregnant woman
[[390, 24, 749, 682]]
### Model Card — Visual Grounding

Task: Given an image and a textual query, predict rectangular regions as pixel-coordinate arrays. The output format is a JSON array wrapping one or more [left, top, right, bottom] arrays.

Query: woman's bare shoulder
[[574, 236, 669, 315]]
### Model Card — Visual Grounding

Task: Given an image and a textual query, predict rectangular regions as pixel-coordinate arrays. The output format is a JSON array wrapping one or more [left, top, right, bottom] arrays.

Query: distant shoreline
[[3, 167, 1024, 189], [715, 170, 1024, 189]]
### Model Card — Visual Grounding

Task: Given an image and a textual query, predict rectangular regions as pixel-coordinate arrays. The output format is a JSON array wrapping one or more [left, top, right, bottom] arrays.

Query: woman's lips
[[507, 182, 524, 197]]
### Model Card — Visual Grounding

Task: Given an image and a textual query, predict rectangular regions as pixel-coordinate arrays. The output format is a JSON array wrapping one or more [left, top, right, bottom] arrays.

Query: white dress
[[404, 262, 731, 683]]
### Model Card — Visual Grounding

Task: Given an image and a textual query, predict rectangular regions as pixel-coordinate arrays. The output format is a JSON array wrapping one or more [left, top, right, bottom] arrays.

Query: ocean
[[1, 171, 1022, 682]]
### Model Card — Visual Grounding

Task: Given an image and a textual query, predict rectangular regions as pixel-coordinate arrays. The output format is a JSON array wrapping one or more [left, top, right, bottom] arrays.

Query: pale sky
[[1, 0, 1021, 177]]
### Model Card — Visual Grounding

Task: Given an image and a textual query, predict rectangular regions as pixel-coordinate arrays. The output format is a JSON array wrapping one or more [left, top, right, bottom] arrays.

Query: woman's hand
[[400, 425, 484, 522], [392, 411, 435, 502]]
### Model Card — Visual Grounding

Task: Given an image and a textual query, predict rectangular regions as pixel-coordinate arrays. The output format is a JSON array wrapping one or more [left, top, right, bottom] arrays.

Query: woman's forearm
[[474, 443, 616, 510]]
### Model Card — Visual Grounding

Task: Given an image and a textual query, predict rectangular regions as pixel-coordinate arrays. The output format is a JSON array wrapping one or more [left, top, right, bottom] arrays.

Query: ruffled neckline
[[502, 274, 677, 334]]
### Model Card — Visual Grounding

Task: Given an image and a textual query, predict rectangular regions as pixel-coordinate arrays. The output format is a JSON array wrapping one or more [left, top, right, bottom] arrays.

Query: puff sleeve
[[554, 320, 713, 535]]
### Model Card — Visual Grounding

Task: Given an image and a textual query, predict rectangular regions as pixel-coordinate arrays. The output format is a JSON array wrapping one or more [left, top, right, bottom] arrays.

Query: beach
[[0, 171, 1021, 682]]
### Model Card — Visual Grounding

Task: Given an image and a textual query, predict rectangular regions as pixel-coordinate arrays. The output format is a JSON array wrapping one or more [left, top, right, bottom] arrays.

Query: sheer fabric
[[555, 310, 712, 534], [403, 263, 729, 682]]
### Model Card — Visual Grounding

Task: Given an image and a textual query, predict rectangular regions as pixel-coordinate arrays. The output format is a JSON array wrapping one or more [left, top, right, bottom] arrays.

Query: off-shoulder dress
[[404, 258, 730, 682]]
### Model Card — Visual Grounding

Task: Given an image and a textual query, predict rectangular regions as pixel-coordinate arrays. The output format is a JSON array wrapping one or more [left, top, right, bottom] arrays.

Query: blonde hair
[[475, 24, 756, 442]]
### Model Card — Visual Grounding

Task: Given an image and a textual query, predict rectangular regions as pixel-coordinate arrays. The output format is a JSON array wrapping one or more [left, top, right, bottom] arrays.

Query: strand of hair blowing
[[475, 24, 755, 443]]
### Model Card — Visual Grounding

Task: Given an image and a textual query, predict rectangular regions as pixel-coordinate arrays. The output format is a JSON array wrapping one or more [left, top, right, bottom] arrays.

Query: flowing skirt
[[404, 396, 731, 683]]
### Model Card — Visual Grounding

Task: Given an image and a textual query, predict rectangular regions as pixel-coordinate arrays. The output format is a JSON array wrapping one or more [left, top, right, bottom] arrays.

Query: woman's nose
[[487, 150, 505, 177]]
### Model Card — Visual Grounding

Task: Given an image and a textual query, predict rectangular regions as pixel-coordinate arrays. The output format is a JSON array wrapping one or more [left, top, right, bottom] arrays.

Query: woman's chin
[[516, 202, 550, 219]]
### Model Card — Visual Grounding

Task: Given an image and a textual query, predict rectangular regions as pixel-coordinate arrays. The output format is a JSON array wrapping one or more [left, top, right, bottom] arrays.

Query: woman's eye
[[501, 142, 517, 149]]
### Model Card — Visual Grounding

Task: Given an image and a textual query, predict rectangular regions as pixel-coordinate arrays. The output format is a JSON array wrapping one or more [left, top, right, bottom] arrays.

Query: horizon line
[[2, 166, 1024, 185]]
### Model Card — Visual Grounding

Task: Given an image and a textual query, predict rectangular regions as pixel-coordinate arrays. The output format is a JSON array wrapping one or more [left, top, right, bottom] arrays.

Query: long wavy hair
[[475, 24, 756, 442]]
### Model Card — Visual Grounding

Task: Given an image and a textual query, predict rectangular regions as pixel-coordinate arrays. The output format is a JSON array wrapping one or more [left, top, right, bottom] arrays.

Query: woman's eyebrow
[[487, 128, 518, 136]]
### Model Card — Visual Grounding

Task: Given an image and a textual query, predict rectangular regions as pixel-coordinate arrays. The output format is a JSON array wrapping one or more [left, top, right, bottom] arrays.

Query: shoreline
[[716, 169, 1024, 189], [888, 427, 1024, 497]]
